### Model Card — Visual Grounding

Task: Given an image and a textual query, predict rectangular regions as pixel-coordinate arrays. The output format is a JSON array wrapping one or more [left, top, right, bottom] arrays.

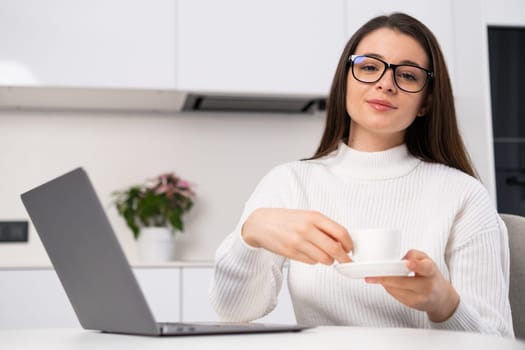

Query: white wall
[[0, 111, 324, 266], [450, 2, 496, 200]]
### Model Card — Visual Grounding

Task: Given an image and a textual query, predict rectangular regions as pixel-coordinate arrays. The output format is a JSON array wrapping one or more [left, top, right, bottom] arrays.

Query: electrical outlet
[[0, 221, 29, 242]]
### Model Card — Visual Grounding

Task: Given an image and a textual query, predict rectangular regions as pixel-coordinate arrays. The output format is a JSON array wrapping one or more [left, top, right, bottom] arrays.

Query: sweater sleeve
[[429, 182, 514, 337], [209, 164, 294, 322]]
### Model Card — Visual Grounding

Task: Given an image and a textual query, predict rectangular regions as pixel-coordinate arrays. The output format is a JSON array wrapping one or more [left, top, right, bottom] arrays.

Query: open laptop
[[20, 167, 310, 336]]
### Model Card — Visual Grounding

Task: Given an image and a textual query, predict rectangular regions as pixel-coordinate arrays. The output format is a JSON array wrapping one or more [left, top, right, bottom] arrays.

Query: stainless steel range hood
[[0, 86, 326, 114]]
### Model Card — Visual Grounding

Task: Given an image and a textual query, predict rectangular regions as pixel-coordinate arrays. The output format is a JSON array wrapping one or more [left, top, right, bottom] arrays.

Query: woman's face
[[346, 27, 431, 151]]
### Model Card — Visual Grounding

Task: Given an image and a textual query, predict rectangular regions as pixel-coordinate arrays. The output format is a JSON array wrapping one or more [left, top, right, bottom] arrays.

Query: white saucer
[[334, 260, 413, 279]]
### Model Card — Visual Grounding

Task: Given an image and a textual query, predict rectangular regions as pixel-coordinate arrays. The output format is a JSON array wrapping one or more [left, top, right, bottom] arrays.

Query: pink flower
[[155, 184, 170, 195], [178, 180, 190, 188]]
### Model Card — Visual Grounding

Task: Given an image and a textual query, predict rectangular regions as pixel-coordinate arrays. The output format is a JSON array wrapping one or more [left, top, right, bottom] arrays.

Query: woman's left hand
[[364, 249, 460, 322]]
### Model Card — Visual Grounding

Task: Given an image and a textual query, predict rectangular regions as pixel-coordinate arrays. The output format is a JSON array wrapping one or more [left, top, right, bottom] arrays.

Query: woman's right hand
[[241, 208, 353, 265]]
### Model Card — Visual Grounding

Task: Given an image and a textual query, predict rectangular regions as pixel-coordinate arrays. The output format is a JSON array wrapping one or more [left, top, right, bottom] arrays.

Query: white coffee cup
[[350, 228, 401, 262]]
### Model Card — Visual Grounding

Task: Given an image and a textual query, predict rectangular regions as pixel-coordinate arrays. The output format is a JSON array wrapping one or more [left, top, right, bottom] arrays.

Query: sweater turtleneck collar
[[322, 142, 422, 180]]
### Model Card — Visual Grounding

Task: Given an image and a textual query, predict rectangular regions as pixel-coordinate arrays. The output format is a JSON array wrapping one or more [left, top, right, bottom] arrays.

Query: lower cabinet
[[133, 268, 181, 323], [0, 269, 79, 329], [0, 265, 295, 329], [0, 268, 181, 329]]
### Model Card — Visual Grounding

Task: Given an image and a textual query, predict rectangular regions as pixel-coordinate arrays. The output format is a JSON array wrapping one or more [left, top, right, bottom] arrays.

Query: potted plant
[[112, 172, 196, 262]]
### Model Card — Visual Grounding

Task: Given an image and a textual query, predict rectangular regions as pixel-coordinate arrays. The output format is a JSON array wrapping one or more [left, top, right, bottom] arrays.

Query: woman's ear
[[417, 93, 432, 117]]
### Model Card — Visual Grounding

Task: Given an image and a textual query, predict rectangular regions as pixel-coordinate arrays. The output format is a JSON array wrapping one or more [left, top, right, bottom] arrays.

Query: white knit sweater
[[210, 143, 514, 337]]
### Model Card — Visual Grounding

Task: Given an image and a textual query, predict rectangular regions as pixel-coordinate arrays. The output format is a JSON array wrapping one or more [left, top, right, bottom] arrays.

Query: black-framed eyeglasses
[[348, 55, 433, 93]]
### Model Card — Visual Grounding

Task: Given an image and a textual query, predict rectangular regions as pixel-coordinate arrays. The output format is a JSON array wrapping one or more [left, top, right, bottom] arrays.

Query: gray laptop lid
[[21, 168, 160, 335]]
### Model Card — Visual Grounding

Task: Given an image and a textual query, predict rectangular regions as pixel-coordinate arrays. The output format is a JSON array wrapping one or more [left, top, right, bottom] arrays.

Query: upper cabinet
[[0, 0, 176, 89], [175, 0, 346, 95], [0, 0, 346, 95], [344, 0, 456, 83]]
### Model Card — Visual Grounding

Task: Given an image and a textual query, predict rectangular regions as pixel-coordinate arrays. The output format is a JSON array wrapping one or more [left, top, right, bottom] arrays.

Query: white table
[[1, 326, 524, 350]]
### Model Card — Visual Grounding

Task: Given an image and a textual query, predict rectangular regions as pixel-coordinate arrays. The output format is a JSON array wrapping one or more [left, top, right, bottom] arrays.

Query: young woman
[[210, 13, 514, 337]]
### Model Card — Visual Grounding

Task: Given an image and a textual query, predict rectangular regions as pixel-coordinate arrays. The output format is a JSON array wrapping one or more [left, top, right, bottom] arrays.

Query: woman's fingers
[[403, 249, 436, 277], [293, 250, 319, 265], [306, 229, 351, 263], [313, 212, 353, 253], [295, 240, 335, 265]]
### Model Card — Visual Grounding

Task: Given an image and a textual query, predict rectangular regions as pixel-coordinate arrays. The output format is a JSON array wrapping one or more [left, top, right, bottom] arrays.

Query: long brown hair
[[309, 12, 477, 178]]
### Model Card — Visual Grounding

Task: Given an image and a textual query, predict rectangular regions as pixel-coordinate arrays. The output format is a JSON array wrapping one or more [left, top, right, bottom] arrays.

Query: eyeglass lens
[[352, 55, 429, 93]]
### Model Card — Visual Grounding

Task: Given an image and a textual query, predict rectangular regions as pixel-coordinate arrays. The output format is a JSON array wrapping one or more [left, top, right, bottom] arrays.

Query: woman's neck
[[347, 122, 405, 152]]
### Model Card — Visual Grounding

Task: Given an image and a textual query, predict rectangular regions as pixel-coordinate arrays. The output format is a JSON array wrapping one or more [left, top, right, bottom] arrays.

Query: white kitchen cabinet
[[182, 267, 296, 324], [0, 267, 180, 329], [0, 0, 176, 89], [485, 0, 525, 26], [343, 0, 456, 83], [133, 268, 181, 323], [0, 269, 79, 329], [176, 0, 346, 95], [180, 267, 218, 322]]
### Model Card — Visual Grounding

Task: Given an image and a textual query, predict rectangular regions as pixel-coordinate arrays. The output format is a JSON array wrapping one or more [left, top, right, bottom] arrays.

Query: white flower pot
[[137, 227, 175, 263]]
